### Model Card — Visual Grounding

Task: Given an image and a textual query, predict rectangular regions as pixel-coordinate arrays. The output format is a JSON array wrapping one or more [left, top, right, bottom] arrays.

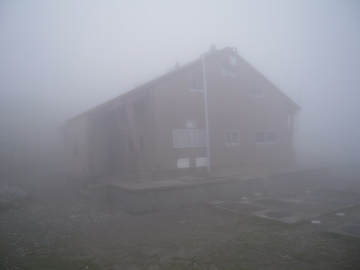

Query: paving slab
[[327, 223, 360, 238], [253, 198, 294, 208], [215, 191, 360, 224], [219, 203, 267, 213]]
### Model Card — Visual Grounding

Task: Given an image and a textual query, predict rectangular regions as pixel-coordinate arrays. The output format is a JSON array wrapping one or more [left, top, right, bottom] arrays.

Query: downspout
[[200, 47, 215, 175]]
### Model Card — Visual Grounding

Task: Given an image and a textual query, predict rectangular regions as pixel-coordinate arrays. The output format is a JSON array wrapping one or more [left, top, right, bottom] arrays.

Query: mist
[[1, 0, 360, 176], [2, 1, 360, 268]]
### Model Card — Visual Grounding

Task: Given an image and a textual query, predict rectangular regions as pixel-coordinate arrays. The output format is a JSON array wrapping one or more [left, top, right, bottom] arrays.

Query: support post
[[126, 103, 145, 172]]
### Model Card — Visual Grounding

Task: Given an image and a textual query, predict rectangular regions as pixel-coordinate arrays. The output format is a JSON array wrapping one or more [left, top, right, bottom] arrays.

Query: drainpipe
[[200, 46, 215, 175]]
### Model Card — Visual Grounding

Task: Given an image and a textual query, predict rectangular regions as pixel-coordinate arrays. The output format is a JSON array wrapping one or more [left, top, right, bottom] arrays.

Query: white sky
[[1, 0, 359, 169]]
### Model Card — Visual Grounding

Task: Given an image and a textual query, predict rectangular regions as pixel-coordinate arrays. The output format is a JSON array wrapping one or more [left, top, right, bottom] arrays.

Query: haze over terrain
[[1, 0, 359, 177]]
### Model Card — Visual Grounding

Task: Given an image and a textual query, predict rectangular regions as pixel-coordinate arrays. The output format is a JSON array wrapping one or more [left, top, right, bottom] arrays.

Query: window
[[225, 130, 240, 145], [190, 78, 204, 91], [177, 158, 190, 168], [173, 129, 207, 148], [252, 86, 264, 97], [254, 131, 277, 144], [186, 120, 196, 129], [196, 157, 208, 167], [227, 56, 238, 66], [222, 66, 237, 77]]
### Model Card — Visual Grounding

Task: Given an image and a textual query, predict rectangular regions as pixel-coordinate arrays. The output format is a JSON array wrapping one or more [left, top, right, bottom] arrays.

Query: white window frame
[[189, 78, 204, 92], [254, 131, 278, 144], [252, 86, 264, 97], [225, 129, 240, 146], [173, 129, 207, 148]]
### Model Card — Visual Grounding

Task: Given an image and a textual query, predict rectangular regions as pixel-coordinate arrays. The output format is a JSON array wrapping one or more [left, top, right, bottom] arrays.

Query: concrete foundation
[[78, 166, 359, 214]]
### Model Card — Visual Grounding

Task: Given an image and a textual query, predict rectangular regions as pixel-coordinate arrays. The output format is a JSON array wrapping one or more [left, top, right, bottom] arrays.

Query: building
[[62, 46, 300, 181]]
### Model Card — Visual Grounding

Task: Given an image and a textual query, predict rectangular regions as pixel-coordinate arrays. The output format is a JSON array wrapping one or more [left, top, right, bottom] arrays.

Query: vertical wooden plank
[[126, 103, 145, 172]]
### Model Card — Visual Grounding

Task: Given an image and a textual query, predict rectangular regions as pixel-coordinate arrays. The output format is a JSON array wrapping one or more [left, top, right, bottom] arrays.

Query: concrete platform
[[327, 223, 360, 238], [83, 166, 360, 213], [215, 190, 360, 224], [104, 165, 317, 191]]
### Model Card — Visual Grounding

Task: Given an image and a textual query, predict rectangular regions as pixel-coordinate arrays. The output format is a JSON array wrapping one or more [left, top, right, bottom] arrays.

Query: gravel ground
[[1, 173, 360, 269]]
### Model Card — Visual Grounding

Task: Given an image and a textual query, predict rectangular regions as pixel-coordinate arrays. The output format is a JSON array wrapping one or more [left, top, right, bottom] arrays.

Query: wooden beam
[[125, 103, 145, 172]]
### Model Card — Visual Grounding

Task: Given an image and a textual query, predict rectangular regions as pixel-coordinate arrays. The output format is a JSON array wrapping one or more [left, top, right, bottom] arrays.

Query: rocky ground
[[1, 173, 360, 269]]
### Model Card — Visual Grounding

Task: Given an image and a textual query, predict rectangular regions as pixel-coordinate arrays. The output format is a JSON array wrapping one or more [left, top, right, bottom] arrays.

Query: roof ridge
[[66, 47, 234, 122]]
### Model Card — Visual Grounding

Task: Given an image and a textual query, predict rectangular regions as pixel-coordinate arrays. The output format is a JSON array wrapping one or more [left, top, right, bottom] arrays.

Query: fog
[[1, 0, 360, 178], [2, 2, 360, 268]]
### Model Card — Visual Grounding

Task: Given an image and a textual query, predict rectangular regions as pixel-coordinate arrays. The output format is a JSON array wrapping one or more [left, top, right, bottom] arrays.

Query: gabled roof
[[67, 46, 299, 123]]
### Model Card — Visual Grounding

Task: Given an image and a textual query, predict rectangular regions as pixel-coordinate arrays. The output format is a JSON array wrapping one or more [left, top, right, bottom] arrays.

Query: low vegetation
[[1, 176, 360, 269]]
